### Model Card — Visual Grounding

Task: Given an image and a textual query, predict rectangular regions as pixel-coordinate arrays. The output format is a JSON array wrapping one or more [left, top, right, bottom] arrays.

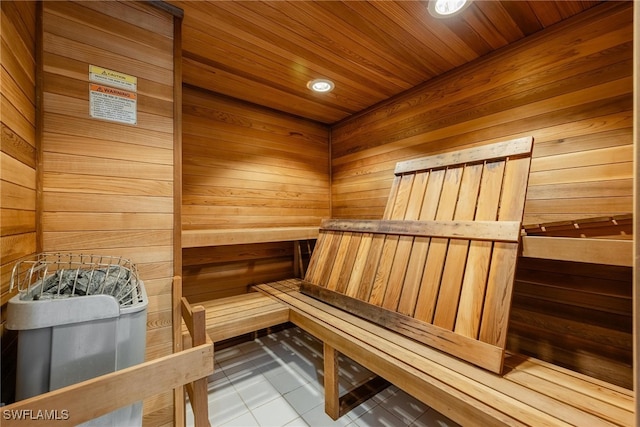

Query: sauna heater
[[6, 252, 148, 426]]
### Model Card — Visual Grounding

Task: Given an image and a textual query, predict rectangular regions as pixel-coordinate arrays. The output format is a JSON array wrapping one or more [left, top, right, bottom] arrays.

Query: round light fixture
[[428, 0, 470, 18], [307, 78, 334, 93]]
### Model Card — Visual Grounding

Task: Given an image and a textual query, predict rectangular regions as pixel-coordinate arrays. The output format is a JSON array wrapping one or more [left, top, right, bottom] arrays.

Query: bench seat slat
[[181, 293, 289, 345], [203, 299, 286, 323], [503, 367, 632, 424], [503, 354, 634, 412], [196, 292, 277, 311]]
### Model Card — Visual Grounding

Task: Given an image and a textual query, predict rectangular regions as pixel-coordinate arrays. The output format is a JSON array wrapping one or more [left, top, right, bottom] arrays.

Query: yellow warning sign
[[89, 65, 137, 92]]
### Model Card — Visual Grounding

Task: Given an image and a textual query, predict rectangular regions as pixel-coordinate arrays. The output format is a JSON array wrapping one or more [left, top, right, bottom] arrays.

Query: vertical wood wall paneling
[[330, 2, 633, 388], [0, 0, 37, 405], [40, 2, 175, 424], [182, 87, 330, 302]]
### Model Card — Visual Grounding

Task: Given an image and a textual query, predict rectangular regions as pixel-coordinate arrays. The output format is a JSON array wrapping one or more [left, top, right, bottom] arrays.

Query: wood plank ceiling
[[172, 1, 603, 124]]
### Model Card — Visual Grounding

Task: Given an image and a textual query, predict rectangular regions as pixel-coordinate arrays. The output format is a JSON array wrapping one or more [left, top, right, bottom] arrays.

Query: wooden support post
[[181, 297, 211, 427], [173, 276, 185, 427], [323, 337, 389, 420], [294, 241, 302, 278], [185, 380, 209, 427], [324, 342, 340, 420]]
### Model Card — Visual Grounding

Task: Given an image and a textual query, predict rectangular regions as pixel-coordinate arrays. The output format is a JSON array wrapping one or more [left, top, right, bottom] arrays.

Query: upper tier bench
[[182, 226, 319, 248], [183, 137, 635, 426], [520, 214, 633, 267]]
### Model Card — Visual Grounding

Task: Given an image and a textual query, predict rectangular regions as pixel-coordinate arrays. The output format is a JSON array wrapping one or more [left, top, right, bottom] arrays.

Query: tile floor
[[186, 327, 458, 427]]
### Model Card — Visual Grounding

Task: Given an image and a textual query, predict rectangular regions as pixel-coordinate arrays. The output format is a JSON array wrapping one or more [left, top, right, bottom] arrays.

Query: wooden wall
[[330, 2, 633, 387], [40, 2, 177, 424], [510, 258, 632, 389], [183, 242, 297, 303], [182, 86, 329, 231], [331, 2, 632, 226], [1, 0, 37, 405], [182, 87, 329, 302]]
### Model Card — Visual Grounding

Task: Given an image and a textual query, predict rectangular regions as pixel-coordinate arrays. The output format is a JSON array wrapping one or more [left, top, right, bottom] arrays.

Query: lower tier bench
[[182, 282, 634, 426], [182, 292, 289, 347], [252, 279, 634, 427]]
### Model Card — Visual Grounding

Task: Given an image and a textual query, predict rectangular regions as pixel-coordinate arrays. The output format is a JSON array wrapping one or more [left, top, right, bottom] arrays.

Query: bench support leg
[[186, 379, 210, 427], [324, 342, 340, 420], [323, 342, 392, 420]]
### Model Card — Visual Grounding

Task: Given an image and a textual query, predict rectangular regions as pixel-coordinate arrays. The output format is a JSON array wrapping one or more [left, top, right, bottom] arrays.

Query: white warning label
[[89, 84, 137, 125]]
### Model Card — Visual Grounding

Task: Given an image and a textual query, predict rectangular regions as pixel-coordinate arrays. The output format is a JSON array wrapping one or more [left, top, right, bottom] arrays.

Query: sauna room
[[0, 0, 638, 426]]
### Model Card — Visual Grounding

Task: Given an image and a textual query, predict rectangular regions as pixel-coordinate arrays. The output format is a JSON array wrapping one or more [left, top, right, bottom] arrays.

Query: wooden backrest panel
[[303, 137, 533, 373]]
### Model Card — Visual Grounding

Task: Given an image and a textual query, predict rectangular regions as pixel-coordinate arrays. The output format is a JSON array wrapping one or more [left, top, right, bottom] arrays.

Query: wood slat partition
[[0, 0, 37, 406], [302, 138, 533, 374], [40, 2, 177, 424]]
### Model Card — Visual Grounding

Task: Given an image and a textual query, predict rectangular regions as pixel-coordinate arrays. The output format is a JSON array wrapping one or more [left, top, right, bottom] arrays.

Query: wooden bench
[[521, 214, 633, 267], [182, 292, 289, 348], [184, 137, 635, 426], [254, 279, 634, 426]]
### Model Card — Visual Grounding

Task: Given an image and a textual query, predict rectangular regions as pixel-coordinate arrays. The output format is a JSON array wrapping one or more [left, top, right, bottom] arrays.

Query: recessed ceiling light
[[428, 0, 470, 18], [307, 79, 334, 93]]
